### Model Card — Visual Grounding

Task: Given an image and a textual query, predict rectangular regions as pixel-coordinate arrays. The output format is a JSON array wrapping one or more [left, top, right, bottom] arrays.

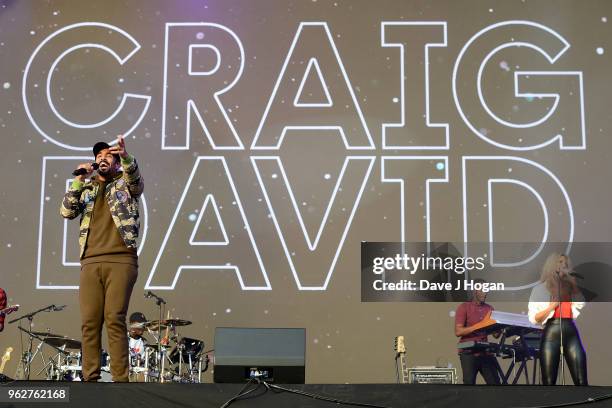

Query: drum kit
[[9, 304, 209, 383], [125, 318, 208, 383]]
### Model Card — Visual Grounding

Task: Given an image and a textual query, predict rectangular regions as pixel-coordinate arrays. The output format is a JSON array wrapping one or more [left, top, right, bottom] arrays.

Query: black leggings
[[540, 318, 588, 385]]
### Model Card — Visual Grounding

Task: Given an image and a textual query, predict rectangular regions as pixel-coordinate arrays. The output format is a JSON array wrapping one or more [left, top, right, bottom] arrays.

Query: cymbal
[[145, 319, 192, 330], [30, 331, 65, 338], [43, 337, 82, 350]]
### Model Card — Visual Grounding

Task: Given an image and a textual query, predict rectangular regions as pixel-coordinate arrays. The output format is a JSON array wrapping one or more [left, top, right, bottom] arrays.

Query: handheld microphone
[[72, 163, 99, 176], [556, 269, 584, 280], [50, 305, 66, 312]]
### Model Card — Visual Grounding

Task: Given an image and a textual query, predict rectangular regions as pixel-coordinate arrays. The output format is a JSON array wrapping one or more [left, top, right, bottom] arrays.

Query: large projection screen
[[0, 0, 611, 384]]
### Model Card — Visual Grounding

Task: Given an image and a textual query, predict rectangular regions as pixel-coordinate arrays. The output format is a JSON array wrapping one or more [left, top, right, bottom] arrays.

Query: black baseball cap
[[129, 312, 147, 323], [93, 141, 111, 157]]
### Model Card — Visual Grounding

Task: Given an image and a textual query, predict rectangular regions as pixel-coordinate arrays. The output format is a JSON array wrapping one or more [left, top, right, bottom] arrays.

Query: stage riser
[[3, 382, 612, 408]]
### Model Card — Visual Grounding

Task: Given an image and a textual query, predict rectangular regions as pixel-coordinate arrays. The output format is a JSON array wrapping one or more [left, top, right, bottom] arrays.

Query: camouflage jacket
[[60, 155, 144, 259]]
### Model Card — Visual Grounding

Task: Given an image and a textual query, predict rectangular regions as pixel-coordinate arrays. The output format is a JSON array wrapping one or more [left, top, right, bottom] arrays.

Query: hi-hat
[[145, 319, 192, 331]]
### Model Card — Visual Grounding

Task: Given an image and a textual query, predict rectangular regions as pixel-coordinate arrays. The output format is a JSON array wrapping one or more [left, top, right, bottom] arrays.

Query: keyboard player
[[454, 279, 501, 385]]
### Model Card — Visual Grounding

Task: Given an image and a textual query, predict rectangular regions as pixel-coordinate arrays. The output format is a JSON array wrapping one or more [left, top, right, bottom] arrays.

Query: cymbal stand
[[198, 357, 202, 383], [36, 345, 66, 380], [15, 326, 47, 380], [556, 271, 566, 386], [178, 343, 184, 378], [144, 292, 166, 383], [144, 347, 150, 383], [9, 305, 58, 380], [187, 353, 196, 382]]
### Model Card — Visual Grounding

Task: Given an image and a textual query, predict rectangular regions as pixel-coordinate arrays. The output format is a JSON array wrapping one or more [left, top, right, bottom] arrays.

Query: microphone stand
[[555, 271, 565, 386], [8, 305, 58, 380], [145, 292, 166, 382]]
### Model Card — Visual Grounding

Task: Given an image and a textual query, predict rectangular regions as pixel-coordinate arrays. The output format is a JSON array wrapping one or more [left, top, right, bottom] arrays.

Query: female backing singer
[[528, 253, 587, 385]]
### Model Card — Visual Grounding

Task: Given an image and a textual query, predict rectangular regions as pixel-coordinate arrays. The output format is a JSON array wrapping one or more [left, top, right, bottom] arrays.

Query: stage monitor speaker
[[407, 367, 456, 384], [213, 327, 305, 384]]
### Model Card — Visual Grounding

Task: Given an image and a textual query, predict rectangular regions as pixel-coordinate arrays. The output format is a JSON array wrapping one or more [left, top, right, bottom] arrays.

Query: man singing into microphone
[[60, 135, 143, 382]]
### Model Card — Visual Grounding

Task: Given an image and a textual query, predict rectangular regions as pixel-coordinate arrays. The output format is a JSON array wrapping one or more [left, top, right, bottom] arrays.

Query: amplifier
[[407, 367, 456, 384], [213, 327, 306, 383]]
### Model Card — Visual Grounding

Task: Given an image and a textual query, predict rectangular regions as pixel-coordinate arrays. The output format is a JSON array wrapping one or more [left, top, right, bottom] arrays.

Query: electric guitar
[[0, 347, 13, 374], [394, 336, 409, 384]]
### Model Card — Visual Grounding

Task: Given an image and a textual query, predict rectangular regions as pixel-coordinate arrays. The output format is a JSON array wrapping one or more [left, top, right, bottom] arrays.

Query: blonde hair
[[540, 253, 575, 299]]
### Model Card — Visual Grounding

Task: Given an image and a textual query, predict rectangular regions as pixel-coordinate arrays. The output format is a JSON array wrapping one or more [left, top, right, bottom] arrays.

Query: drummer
[[128, 312, 148, 362]]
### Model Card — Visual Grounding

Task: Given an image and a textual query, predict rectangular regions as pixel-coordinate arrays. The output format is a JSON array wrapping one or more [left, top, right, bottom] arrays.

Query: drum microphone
[[72, 163, 99, 176], [144, 291, 166, 304], [51, 304, 66, 312]]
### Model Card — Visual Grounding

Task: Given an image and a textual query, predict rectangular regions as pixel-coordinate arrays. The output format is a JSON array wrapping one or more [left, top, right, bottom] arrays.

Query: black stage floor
[[1, 382, 612, 408]]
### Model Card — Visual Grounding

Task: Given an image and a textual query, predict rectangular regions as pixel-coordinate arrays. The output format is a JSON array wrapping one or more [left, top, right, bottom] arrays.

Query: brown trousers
[[79, 262, 137, 382]]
